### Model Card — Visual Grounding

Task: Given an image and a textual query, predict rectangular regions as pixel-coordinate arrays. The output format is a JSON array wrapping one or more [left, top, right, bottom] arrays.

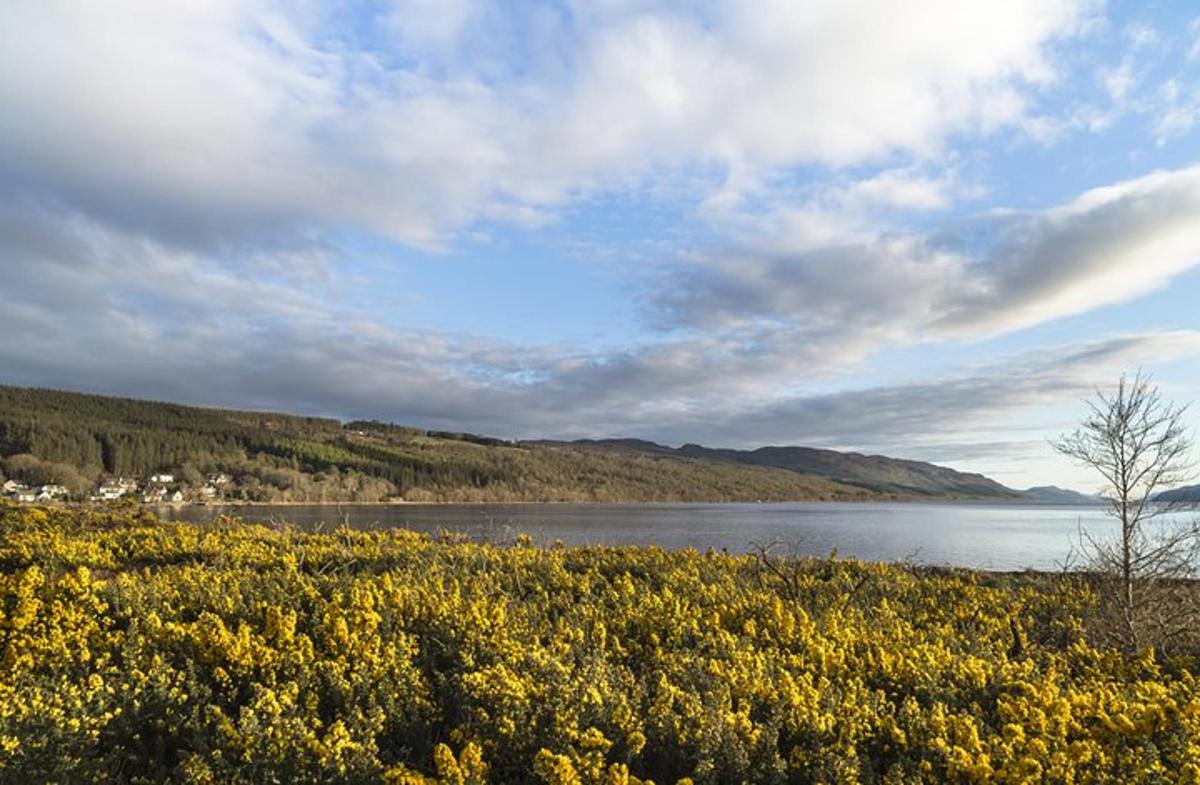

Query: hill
[[1153, 485, 1200, 504], [0, 384, 1019, 503], [0, 385, 875, 503], [1020, 486, 1103, 504], [544, 439, 1021, 499]]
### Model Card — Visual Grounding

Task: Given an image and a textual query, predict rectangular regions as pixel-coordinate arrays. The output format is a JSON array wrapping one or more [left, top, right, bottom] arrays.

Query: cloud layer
[[0, 0, 1088, 248], [2, 0, 1199, 488], [654, 166, 1200, 341], [5, 189, 1200, 457]]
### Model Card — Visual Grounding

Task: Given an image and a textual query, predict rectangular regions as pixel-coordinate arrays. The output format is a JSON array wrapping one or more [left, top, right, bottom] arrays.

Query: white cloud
[[0, 0, 1088, 250], [942, 166, 1200, 334], [1153, 78, 1200, 144], [1124, 22, 1160, 50], [625, 331, 1200, 452], [384, 0, 483, 55], [839, 169, 959, 211], [655, 165, 1200, 341], [691, 164, 973, 266], [1100, 59, 1137, 102]]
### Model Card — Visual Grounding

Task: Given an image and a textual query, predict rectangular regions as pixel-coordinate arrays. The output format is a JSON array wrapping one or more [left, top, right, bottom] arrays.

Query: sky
[[2, 1, 1200, 491]]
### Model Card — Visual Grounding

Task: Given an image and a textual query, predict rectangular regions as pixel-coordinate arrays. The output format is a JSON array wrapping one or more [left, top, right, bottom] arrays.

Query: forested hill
[[535, 440, 1023, 499], [0, 385, 1018, 503], [0, 385, 870, 502]]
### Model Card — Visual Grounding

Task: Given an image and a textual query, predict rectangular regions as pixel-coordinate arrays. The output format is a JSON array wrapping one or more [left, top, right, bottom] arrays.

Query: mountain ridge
[[1153, 484, 1200, 504], [1020, 485, 1103, 505], [528, 438, 1022, 499]]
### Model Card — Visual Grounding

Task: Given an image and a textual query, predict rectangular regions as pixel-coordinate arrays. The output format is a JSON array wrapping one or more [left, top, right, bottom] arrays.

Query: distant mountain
[[1153, 485, 1200, 504], [1020, 486, 1103, 505], [540, 439, 1021, 499]]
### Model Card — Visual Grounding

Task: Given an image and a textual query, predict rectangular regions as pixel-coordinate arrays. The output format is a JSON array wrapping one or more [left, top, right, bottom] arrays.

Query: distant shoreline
[[162, 496, 1100, 508], [15, 496, 1109, 512]]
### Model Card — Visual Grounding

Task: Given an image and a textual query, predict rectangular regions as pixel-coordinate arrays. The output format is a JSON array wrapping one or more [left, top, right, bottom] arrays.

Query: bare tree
[[1053, 372, 1200, 652]]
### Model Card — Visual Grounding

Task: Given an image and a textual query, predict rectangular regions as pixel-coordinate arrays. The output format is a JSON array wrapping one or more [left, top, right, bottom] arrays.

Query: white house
[[142, 487, 166, 503], [149, 473, 174, 484], [35, 486, 68, 502], [208, 473, 231, 486], [96, 484, 126, 500], [5, 482, 35, 501], [169, 490, 184, 503]]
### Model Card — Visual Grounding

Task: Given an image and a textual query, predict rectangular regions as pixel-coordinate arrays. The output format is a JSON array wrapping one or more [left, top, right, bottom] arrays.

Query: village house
[[95, 480, 134, 501], [142, 487, 166, 503], [208, 473, 231, 486], [3, 480, 56, 503], [36, 485, 69, 501], [149, 473, 174, 485]]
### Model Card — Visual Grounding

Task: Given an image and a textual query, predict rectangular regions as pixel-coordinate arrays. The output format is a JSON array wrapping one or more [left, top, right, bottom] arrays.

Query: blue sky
[[2, 0, 1200, 490]]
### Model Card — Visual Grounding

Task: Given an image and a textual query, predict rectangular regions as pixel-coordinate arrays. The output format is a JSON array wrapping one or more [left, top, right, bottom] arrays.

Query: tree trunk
[[1121, 507, 1135, 649]]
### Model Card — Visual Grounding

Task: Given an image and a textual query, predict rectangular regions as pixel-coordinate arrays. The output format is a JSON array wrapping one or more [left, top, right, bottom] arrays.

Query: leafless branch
[[1052, 371, 1199, 654]]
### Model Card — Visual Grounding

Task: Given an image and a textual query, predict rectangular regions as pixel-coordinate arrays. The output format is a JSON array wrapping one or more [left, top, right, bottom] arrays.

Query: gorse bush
[[1, 504, 1198, 783]]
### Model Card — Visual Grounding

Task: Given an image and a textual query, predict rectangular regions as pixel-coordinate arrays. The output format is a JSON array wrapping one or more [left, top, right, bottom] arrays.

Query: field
[[2, 503, 1198, 783]]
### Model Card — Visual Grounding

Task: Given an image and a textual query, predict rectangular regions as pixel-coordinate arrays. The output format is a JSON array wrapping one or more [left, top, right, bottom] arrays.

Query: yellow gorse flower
[[0, 502, 1197, 783]]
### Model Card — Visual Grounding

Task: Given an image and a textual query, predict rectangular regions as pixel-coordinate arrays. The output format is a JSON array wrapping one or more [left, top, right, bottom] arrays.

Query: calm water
[[159, 501, 1155, 571]]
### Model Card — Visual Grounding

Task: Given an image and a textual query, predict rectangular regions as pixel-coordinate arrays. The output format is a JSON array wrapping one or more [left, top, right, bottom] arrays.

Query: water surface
[[161, 501, 1153, 571]]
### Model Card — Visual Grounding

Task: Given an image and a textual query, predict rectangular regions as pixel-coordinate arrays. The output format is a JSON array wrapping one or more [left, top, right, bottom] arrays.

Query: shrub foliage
[[1, 503, 1198, 783]]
